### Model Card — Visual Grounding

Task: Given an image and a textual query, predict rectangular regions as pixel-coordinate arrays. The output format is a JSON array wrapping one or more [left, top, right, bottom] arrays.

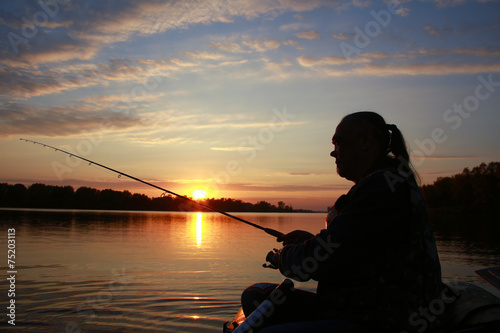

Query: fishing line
[[20, 138, 285, 239]]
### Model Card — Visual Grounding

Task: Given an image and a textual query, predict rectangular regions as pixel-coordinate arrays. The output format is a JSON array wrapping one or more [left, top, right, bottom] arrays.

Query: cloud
[[76, 92, 166, 110], [1, 0, 339, 67], [216, 59, 250, 67], [424, 0, 467, 8], [295, 48, 500, 76], [119, 135, 204, 146], [425, 20, 500, 41], [243, 0, 343, 15], [0, 0, 348, 100], [113, 114, 306, 146], [412, 155, 478, 160], [295, 30, 320, 40], [1, 37, 100, 68], [0, 65, 101, 99], [351, 0, 372, 8], [210, 146, 255, 151], [297, 55, 346, 67], [242, 39, 281, 52], [209, 41, 248, 53], [2, 0, 498, 141], [395, 7, 410, 16], [260, 57, 294, 79], [417, 47, 500, 58], [349, 62, 500, 76], [282, 39, 301, 47], [0, 56, 195, 100], [424, 24, 454, 37], [210, 38, 281, 53], [0, 102, 142, 138], [226, 183, 347, 192], [65, 1, 240, 45], [286, 172, 331, 176], [180, 51, 228, 60], [332, 32, 350, 40], [279, 22, 313, 32], [297, 55, 370, 67], [177, 119, 305, 130], [362, 52, 390, 59]]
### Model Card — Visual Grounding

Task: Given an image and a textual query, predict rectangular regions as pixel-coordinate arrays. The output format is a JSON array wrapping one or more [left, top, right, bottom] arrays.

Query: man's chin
[[337, 167, 353, 181], [336, 166, 344, 177]]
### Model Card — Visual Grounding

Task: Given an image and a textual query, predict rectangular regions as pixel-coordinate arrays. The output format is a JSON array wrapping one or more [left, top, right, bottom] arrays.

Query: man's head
[[331, 112, 391, 183]]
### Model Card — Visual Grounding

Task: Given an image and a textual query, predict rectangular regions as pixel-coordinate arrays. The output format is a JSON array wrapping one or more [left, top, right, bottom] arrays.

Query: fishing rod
[[20, 138, 285, 239]]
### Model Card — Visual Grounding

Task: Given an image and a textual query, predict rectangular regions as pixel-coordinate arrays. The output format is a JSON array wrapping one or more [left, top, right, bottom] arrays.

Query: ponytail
[[386, 123, 420, 184], [386, 124, 409, 162]]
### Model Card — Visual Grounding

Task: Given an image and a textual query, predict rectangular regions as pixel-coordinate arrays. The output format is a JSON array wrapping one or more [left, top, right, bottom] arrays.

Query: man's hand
[[277, 230, 314, 245]]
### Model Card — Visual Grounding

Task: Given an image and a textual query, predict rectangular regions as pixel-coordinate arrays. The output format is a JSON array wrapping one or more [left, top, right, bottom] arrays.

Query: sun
[[192, 189, 207, 200]]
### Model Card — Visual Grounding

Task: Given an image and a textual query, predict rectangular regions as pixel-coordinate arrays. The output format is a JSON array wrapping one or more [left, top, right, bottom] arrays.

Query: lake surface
[[0, 209, 499, 332]]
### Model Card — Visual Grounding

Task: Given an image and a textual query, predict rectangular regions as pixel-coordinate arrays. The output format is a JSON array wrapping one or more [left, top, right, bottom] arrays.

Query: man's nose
[[330, 150, 336, 158]]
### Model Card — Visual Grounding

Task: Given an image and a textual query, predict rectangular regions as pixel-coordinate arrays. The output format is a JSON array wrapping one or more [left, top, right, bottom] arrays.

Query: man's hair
[[342, 111, 420, 183]]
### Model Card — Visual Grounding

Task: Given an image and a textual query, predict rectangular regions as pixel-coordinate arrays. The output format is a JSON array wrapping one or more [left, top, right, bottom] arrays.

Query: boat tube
[[223, 268, 500, 333]]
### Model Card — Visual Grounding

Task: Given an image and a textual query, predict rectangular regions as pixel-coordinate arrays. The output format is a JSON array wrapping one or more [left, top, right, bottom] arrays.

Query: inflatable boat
[[223, 267, 500, 333]]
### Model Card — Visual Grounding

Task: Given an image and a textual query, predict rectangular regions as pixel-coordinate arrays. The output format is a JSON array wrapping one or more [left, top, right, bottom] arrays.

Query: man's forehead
[[332, 120, 354, 140]]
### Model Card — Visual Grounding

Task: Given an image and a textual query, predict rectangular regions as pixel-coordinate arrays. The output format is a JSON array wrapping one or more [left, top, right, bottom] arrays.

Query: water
[[0, 209, 499, 332]]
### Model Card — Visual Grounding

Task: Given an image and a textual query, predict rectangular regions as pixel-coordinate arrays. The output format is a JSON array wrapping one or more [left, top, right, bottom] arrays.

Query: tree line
[[0, 183, 311, 213], [2, 162, 497, 213], [422, 162, 500, 211]]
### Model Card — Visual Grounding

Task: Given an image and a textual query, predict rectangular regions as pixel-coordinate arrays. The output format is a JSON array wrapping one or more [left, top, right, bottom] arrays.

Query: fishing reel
[[262, 248, 280, 269]]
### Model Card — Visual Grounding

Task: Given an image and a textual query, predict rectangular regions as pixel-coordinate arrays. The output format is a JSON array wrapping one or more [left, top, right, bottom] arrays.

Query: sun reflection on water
[[195, 212, 202, 248]]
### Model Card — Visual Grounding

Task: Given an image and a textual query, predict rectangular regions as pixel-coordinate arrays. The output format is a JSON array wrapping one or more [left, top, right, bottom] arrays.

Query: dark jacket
[[277, 168, 442, 332]]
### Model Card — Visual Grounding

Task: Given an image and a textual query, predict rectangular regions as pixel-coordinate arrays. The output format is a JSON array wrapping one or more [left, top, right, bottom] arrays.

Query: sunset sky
[[1, 0, 499, 211]]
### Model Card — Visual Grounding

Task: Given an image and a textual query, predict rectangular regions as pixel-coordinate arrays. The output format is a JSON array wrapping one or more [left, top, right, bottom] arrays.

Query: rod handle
[[264, 228, 285, 239]]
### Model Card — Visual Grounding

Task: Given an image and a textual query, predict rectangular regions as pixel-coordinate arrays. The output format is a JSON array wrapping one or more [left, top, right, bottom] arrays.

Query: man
[[243, 112, 442, 332]]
